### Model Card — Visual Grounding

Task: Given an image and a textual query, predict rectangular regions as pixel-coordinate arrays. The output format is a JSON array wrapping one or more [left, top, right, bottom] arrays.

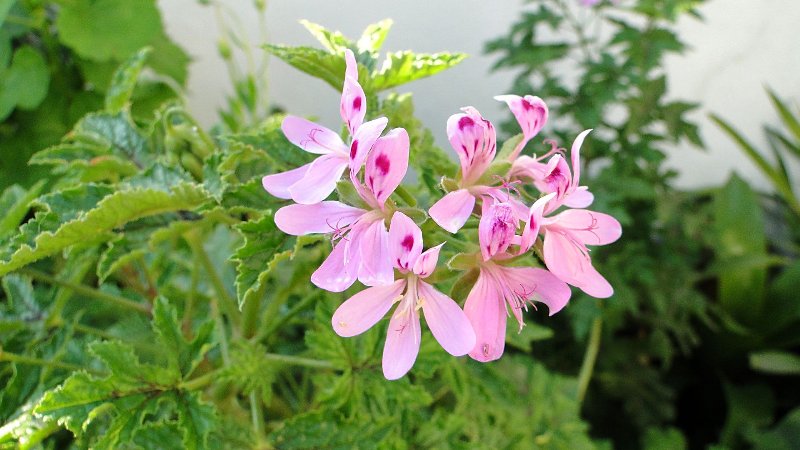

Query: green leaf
[[105, 47, 151, 113], [56, 0, 163, 62], [152, 297, 214, 378], [747, 407, 800, 450], [372, 51, 466, 91], [713, 174, 767, 322], [767, 88, 800, 144], [495, 133, 525, 161], [96, 231, 149, 282], [300, 20, 355, 54], [505, 322, 554, 352], [74, 112, 153, 166], [749, 351, 800, 375], [0, 181, 44, 239], [264, 44, 345, 90], [0, 0, 16, 25], [233, 214, 291, 309], [268, 411, 393, 449], [357, 19, 393, 55], [0, 45, 49, 120], [0, 182, 209, 276], [642, 427, 687, 450]]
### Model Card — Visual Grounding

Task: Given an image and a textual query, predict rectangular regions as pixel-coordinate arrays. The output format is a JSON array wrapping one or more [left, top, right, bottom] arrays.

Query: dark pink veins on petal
[[375, 153, 391, 175], [401, 234, 414, 252], [350, 140, 359, 159], [458, 116, 474, 130], [353, 97, 362, 111]]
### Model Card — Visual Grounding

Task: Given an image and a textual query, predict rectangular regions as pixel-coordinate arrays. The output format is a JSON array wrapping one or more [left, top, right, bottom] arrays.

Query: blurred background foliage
[[0, 0, 798, 449]]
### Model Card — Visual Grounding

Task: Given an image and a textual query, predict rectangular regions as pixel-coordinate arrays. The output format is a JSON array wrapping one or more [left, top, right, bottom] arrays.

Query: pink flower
[[331, 212, 476, 379], [494, 94, 548, 160], [516, 134, 622, 298], [511, 130, 595, 211], [465, 196, 572, 362], [274, 129, 410, 292], [429, 107, 528, 233], [262, 49, 387, 204]]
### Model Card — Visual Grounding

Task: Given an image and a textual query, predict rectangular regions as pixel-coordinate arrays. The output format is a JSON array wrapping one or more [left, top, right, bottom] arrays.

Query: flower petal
[[311, 240, 358, 292], [418, 281, 475, 356], [570, 129, 592, 187], [494, 94, 548, 143], [563, 187, 594, 208], [413, 243, 444, 278], [551, 209, 622, 246], [288, 153, 348, 204], [478, 199, 517, 261], [464, 272, 506, 362], [388, 211, 422, 271], [519, 193, 555, 254], [357, 219, 394, 287], [274, 201, 364, 236], [340, 51, 366, 135], [429, 189, 475, 233], [499, 266, 572, 316], [543, 228, 613, 298], [332, 280, 406, 337], [446, 107, 496, 183], [261, 163, 311, 199], [281, 115, 347, 155], [364, 128, 409, 207], [349, 117, 388, 174], [382, 300, 421, 380]]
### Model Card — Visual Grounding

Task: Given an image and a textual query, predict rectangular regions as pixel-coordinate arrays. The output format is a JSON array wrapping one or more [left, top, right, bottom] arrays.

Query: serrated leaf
[[74, 112, 153, 167], [0, 181, 44, 239], [56, 0, 162, 62], [300, 20, 355, 54], [153, 297, 214, 378], [174, 391, 216, 450], [105, 47, 151, 113], [372, 51, 466, 91], [496, 133, 524, 161], [96, 231, 149, 282], [0, 183, 209, 276], [357, 19, 393, 55], [268, 411, 394, 450], [265, 44, 345, 90], [233, 214, 291, 309]]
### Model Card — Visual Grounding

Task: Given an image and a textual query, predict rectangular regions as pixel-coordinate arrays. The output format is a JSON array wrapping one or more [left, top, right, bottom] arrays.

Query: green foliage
[[0, 0, 188, 189], [265, 20, 465, 96], [233, 214, 291, 309]]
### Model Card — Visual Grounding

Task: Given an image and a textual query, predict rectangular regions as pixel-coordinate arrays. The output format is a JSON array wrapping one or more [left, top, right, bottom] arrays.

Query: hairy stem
[[21, 268, 151, 315], [0, 348, 102, 374]]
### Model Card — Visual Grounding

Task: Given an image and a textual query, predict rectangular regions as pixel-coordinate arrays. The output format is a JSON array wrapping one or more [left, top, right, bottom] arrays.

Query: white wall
[[160, 0, 800, 191]]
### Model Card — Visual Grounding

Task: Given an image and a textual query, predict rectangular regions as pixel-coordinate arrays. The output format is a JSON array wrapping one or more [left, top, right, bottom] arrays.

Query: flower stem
[[21, 268, 151, 315], [576, 316, 603, 404], [0, 348, 101, 374], [256, 291, 317, 342], [184, 231, 241, 328], [262, 353, 337, 370]]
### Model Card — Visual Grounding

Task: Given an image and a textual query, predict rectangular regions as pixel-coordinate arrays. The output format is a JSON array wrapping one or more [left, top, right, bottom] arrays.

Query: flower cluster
[[262, 50, 621, 379]]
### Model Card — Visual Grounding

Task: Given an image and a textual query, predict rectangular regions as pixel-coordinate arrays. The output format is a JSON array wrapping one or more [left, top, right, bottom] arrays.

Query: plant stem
[[0, 348, 101, 374], [250, 390, 265, 440], [241, 279, 267, 339], [257, 291, 317, 342], [73, 323, 117, 340], [21, 268, 151, 315], [19, 420, 60, 450], [184, 232, 241, 329], [577, 316, 603, 404], [262, 353, 337, 370], [179, 370, 219, 391]]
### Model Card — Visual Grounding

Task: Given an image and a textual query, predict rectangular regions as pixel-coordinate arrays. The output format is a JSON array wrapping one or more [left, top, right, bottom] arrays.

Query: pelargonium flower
[[429, 107, 528, 233], [517, 134, 622, 298], [331, 212, 476, 379], [262, 49, 387, 204], [510, 130, 595, 211], [274, 128, 410, 292], [494, 94, 548, 160], [465, 196, 572, 362]]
